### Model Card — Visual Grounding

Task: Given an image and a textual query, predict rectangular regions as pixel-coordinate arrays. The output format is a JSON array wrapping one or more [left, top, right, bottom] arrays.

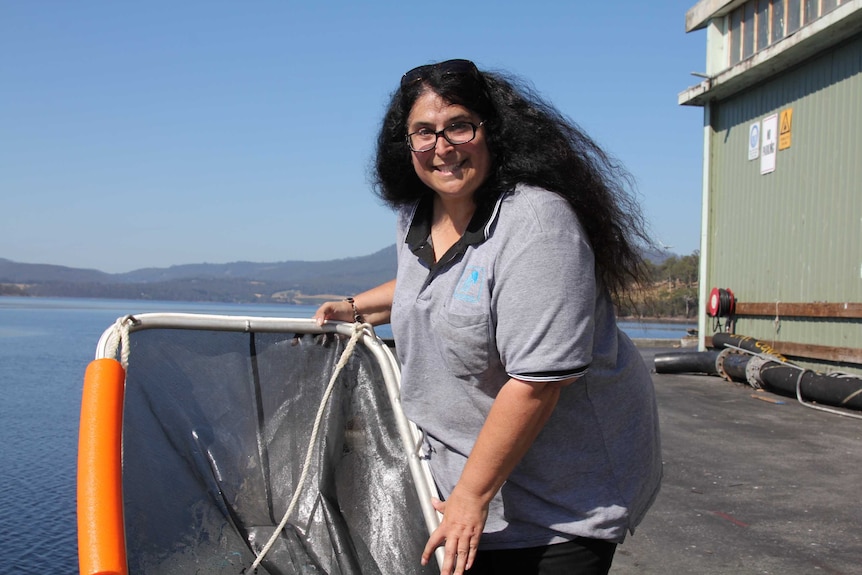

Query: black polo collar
[[405, 193, 505, 268]]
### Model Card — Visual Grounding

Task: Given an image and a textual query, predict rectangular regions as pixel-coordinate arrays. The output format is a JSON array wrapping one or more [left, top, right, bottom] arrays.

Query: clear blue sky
[[1, 1, 706, 274]]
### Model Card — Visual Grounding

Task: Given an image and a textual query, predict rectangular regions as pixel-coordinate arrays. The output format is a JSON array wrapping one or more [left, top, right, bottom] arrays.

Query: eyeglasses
[[406, 121, 484, 153], [401, 59, 480, 88]]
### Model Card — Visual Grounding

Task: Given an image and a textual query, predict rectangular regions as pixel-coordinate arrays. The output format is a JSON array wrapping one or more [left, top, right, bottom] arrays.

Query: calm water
[[0, 296, 692, 573]]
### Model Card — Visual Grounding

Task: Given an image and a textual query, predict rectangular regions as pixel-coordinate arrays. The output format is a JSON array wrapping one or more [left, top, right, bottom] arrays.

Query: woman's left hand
[[420, 376, 571, 573], [312, 300, 354, 325], [422, 490, 487, 575]]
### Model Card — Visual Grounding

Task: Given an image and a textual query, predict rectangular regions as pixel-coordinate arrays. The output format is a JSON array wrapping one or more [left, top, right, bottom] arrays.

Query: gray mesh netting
[[118, 328, 436, 575]]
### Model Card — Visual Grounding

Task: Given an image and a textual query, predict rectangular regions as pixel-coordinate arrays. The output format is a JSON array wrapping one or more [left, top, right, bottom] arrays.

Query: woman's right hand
[[313, 300, 354, 326]]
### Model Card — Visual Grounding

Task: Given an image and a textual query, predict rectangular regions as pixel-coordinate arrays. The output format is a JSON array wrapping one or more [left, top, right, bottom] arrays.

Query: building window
[[730, 7, 743, 65], [743, 1, 756, 59], [771, 0, 786, 44], [822, 0, 839, 14], [725, 0, 845, 68], [804, 0, 818, 24], [757, 0, 770, 50], [787, 0, 802, 33]]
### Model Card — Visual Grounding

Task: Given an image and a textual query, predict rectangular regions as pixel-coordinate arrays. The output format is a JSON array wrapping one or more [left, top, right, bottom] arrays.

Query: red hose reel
[[707, 287, 736, 318]]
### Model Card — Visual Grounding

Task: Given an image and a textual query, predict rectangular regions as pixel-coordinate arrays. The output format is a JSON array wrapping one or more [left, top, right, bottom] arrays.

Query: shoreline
[[618, 316, 697, 325], [1, 293, 699, 323]]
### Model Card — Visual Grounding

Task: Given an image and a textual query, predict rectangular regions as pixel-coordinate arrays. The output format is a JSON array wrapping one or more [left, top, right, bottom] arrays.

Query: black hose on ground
[[653, 350, 751, 381], [758, 363, 862, 410], [660, 333, 862, 411], [712, 333, 787, 361], [720, 353, 751, 382], [654, 351, 720, 375]]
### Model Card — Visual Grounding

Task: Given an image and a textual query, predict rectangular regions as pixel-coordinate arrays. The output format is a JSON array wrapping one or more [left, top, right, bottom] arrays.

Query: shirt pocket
[[431, 310, 490, 379]]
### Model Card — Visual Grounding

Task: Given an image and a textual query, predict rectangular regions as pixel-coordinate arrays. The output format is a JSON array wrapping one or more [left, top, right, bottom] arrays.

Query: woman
[[314, 59, 661, 575]]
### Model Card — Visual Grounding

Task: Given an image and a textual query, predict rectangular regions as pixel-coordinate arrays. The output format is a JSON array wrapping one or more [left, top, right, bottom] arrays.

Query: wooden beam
[[706, 336, 862, 366], [774, 341, 862, 365], [734, 302, 862, 319]]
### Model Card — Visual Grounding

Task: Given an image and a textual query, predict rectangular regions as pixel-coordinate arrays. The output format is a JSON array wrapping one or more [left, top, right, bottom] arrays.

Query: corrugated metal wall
[[707, 35, 862, 369]]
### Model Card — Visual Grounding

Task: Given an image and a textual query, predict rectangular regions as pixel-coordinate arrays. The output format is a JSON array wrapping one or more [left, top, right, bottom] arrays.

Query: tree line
[[617, 251, 700, 319]]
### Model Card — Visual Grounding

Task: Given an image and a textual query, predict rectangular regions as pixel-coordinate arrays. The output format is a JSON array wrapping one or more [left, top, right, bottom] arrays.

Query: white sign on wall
[[748, 122, 760, 160], [760, 114, 777, 174]]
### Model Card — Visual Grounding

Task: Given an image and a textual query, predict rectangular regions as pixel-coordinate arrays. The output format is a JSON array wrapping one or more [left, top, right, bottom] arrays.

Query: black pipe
[[654, 351, 720, 375], [720, 354, 751, 382], [713, 333, 862, 411], [656, 334, 862, 411], [759, 363, 862, 410], [654, 350, 751, 383], [712, 333, 787, 361]]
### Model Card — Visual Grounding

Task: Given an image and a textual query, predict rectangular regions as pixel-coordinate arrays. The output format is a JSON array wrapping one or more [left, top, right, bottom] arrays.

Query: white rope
[[249, 322, 368, 572], [794, 368, 862, 420], [772, 300, 781, 343], [104, 315, 133, 370]]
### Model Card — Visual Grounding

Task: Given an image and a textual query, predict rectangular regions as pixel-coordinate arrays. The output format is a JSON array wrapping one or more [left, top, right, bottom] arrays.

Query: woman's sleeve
[[493, 227, 596, 382]]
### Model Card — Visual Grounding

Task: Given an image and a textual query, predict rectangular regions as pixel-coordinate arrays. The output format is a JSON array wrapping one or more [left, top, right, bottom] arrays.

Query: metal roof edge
[[679, 4, 862, 107], [686, 0, 739, 32]]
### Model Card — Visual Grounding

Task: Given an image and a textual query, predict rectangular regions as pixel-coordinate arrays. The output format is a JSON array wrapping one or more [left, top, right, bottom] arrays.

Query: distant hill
[[0, 258, 113, 284], [0, 246, 398, 304], [0, 244, 679, 305], [642, 246, 675, 265]]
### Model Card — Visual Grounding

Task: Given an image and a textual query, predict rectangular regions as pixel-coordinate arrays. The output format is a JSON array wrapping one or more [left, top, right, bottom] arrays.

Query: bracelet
[[344, 297, 364, 323]]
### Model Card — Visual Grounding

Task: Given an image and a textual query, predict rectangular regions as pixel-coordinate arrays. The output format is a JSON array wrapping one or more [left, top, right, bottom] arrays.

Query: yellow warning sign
[[779, 108, 792, 150]]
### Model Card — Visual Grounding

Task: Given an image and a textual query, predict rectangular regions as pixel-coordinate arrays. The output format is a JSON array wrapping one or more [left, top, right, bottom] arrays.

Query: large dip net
[[78, 314, 440, 575]]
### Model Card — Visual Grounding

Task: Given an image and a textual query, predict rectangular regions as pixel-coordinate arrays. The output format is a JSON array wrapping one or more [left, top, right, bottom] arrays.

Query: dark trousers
[[466, 538, 617, 575]]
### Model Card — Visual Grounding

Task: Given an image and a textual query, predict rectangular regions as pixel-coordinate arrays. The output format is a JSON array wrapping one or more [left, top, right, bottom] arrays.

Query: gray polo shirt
[[390, 184, 661, 548]]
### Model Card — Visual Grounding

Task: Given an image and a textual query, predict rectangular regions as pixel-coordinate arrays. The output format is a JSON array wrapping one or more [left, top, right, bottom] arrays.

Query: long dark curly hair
[[373, 59, 652, 299]]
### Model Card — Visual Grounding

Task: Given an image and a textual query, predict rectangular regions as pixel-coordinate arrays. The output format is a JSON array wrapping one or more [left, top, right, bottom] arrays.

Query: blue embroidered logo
[[453, 266, 485, 303]]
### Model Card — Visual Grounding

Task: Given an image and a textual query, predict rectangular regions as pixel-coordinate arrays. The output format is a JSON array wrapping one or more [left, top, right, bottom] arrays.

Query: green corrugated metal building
[[680, 0, 862, 374]]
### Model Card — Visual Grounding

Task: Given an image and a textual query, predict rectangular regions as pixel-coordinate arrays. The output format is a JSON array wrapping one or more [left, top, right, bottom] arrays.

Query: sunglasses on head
[[400, 59, 480, 88]]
